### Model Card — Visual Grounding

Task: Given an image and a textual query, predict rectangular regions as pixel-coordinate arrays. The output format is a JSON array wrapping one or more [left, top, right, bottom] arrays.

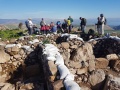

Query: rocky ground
[[0, 34, 120, 90]]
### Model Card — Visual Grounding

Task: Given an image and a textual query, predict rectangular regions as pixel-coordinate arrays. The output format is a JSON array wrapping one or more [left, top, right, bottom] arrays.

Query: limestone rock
[[53, 80, 64, 90], [0, 74, 11, 83], [49, 76, 55, 82], [61, 42, 69, 49], [89, 69, 105, 86], [11, 46, 19, 52], [113, 60, 120, 72], [19, 49, 25, 55], [106, 54, 119, 60], [19, 83, 34, 90], [72, 43, 94, 62], [13, 54, 21, 59], [70, 45, 78, 49], [89, 69, 105, 90], [0, 83, 15, 90], [69, 61, 81, 69], [95, 58, 109, 69], [81, 86, 92, 90], [48, 61, 57, 75], [10, 39, 16, 43], [6, 47, 11, 53], [0, 50, 10, 63], [69, 68, 77, 75], [103, 74, 120, 90], [88, 59, 95, 72], [77, 67, 87, 75]]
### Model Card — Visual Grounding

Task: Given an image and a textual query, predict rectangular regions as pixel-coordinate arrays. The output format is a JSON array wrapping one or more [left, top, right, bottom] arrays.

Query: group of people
[[25, 16, 74, 35], [25, 14, 106, 35]]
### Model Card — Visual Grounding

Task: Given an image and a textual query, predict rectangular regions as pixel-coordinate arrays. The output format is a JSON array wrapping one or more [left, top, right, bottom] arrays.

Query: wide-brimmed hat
[[28, 18, 32, 20]]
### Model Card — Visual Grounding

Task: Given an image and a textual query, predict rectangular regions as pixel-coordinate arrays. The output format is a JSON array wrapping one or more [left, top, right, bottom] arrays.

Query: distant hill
[[85, 25, 114, 31], [1, 18, 120, 25], [113, 25, 120, 30], [0, 18, 118, 30], [0, 24, 9, 30]]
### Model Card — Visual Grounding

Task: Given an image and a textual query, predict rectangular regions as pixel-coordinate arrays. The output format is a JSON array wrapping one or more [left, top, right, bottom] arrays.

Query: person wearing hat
[[99, 14, 105, 35], [79, 17, 87, 33], [25, 18, 33, 35], [40, 18, 46, 34]]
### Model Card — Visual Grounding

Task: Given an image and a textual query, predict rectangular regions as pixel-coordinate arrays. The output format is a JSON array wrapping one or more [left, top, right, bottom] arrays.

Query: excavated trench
[[1, 35, 120, 90], [7, 45, 49, 90]]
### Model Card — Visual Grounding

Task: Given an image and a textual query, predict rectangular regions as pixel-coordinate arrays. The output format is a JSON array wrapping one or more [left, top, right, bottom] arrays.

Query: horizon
[[0, 0, 120, 19]]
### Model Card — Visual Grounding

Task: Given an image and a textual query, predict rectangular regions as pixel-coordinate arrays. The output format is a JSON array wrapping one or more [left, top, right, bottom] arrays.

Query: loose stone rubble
[[0, 34, 120, 90]]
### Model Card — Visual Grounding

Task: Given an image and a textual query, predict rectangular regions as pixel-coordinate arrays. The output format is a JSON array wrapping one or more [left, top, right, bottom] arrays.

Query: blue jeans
[[28, 27, 33, 35], [81, 25, 86, 33]]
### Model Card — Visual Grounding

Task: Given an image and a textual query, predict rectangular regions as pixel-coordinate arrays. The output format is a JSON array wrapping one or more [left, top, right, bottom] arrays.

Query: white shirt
[[100, 17, 105, 25], [28, 20, 33, 28]]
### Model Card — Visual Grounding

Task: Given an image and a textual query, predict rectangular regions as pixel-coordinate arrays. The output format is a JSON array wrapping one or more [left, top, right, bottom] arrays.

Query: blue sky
[[0, 0, 120, 19]]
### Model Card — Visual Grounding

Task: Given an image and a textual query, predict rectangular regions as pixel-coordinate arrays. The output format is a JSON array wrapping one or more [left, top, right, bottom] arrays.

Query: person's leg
[[28, 27, 30, 35], [29, 27, 33, 35], [102, 25, 104, 35], [45, 30, 48, 35], [69, 24, 72, 33], [82, 25, 85, 33], [100, 25, 102, 35]]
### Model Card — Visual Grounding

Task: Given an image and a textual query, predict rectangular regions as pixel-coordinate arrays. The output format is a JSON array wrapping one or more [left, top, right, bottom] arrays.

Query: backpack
[[25, 20, 29, 28], [56, 21, 61, 26], [83, 18, 87, 24], [104, 18, 107, 25]]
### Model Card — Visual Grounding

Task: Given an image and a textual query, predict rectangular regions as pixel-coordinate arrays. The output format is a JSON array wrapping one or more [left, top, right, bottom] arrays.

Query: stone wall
[[0, 34, 120, 90]]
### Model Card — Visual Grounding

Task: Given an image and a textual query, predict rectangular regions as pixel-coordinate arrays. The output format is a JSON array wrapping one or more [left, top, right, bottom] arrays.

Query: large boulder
[[0, 50, 10, 63], [89, 69, 105, 90], [72, 43, 94, 62], [106, 54, 119, 60], [95, 58, 109, 69], [103, 74, 120, 90]]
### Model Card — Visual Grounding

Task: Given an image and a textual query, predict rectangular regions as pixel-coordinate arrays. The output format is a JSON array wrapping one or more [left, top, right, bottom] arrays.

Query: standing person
[[67, 19, 71, 33], [95, 17, 101, 34], [99, 14, 105, 35], [62, 19, 68, 33], [68, 16, 74, 33], [25, 18, 33, 35], [56, 21, 63, 33], [79, 17, 87, 33], [40, 18, 46, 34]]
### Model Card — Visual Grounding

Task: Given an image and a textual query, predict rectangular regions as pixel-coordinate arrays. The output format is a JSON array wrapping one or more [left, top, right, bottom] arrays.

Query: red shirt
[[45, 25, 50, 30], [40, 26, 46, 30]]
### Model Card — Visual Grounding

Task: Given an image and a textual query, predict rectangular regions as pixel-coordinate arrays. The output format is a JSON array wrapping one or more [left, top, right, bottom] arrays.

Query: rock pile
[[40, 34, 120, 90], [0, 34, 120, 90]]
